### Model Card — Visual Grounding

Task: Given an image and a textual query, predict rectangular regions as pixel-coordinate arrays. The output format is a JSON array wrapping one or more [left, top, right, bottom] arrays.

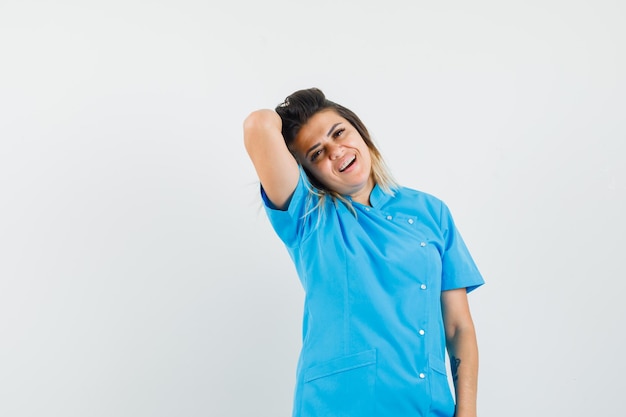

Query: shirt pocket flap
[[429, 354, 448, 376]]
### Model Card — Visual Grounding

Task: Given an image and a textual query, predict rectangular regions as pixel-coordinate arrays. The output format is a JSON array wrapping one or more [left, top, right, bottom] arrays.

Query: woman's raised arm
[[243, 109, 300, 210]]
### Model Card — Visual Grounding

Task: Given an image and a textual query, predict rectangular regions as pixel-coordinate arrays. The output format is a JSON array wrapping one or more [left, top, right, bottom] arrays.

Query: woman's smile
[[338, 155, 356, 172]]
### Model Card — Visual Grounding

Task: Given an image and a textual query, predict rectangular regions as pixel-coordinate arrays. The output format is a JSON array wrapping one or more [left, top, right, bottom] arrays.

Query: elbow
[[244, 109, 281, 133], [445, 320, 477, 351], [243, 109, 282, 150]]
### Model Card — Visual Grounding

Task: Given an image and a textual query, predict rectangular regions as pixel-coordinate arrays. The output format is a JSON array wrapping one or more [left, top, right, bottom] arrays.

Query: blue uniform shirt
[[262, 172, 484, 417]]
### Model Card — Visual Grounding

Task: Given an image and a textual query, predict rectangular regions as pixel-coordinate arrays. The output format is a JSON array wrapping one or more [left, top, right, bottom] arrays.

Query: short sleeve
[[261, 169, 316, 249], [439, 202, 484, 292]]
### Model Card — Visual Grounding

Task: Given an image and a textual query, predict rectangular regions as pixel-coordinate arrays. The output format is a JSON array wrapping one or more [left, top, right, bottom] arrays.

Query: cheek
[[311, 163, 331, 178], [309, 164, 336, 185]]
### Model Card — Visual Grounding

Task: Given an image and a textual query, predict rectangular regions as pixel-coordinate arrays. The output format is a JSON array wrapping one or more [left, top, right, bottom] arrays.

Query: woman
[[243, 88, 484, 417]]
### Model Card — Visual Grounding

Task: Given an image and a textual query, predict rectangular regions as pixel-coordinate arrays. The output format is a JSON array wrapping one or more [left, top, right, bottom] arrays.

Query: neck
[[349, 178, 375, 206]]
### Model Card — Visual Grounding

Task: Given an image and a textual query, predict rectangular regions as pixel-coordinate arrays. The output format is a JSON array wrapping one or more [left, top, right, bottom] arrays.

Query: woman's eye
[[310, 149, 323, 162], [333, 128, 345, 138]]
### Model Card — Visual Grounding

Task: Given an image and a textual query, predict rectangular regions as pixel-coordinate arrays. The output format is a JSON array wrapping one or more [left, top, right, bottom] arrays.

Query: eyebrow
[[305, 123, 342, 158], [326, 122, 341, 137]]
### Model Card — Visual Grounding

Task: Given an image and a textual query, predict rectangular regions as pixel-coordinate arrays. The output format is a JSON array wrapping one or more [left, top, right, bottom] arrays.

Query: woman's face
[[292, 109, 374, 204]]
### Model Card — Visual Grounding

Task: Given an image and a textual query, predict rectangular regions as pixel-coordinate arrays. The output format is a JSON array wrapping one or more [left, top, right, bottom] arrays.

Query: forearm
[[446, 324, 479, 417]]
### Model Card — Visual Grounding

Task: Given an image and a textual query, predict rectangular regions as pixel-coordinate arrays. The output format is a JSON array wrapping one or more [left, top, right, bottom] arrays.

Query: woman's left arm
[[441, 288, 479, 417]]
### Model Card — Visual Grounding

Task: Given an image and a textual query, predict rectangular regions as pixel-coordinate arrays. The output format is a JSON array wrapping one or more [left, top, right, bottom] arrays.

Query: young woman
[[243, 88, 484, 417]]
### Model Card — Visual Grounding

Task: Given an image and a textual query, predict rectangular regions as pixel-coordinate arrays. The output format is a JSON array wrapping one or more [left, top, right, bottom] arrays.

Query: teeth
[[339, 156, 356, 172]]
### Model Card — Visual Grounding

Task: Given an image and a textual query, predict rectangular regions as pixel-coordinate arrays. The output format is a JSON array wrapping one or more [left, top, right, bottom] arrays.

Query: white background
[[1, 1, 624, 416]]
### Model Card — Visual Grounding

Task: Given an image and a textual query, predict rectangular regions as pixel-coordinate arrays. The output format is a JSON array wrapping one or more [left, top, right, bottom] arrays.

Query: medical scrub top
[[262, 173, 484, 417]]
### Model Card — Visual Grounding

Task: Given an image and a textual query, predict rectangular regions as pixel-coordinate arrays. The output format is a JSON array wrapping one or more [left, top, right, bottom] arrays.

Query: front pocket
[[428, 354, 455, 416], [301, 349, 377, 417], [429, 354, 448, 376], [304, 349, 377, 382]]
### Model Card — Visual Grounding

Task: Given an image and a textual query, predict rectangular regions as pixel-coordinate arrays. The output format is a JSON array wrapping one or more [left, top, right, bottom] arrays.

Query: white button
[[365, 207, 370, 211], [420, 242, 426, 247], [386, 215, 392, 220], [419, 373, 425, 379], [408, 219, 414, 224], [420, 284, 427, 290], [419, 329, 425, 335]]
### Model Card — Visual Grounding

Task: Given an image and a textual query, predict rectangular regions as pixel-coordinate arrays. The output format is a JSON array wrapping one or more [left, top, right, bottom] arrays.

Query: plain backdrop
[[1, 1, 624, 416]]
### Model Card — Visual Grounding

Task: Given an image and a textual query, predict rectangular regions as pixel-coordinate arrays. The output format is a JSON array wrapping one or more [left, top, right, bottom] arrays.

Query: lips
[[339, 155, 356, 172]]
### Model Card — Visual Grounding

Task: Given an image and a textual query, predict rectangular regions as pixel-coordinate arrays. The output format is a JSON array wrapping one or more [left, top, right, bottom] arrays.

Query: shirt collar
[[368, 183, 393, 208]]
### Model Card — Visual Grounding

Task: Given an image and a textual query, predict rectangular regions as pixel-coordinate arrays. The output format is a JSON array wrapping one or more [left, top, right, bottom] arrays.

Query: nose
[[328, 143, 344, 160]]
